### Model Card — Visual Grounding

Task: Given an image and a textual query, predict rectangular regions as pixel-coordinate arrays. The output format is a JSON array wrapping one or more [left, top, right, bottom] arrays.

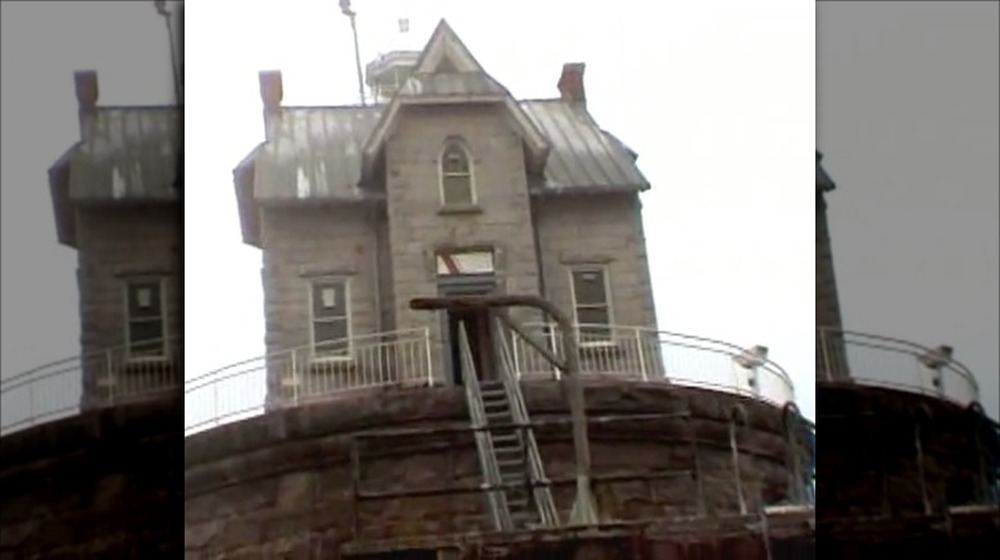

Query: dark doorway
[[447, 308, 495, 386], [437, 272, 498, 387]]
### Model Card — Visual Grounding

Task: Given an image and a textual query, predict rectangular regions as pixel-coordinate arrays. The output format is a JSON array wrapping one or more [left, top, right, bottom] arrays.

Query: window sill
[[438, 204, 483, 216]]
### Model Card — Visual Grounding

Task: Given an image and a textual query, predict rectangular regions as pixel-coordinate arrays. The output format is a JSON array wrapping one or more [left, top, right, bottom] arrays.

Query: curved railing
[[1, 338, 182, 437], [185, 325, 795, 436], [817, 327, 981, 406], [512, 323, 795, 405]]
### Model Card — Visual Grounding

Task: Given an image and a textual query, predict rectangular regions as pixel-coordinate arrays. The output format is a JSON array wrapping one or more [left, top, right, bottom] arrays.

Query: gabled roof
[[360, 19, 550, 181], [233, 20, 652, 247]]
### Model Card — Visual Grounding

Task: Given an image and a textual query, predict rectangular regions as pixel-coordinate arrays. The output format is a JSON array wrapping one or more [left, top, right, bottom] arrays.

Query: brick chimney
[[74, 70, 98, 111], [557, 62, 586, 108], [259, 70, 283, 112], [74, 70, 98, 139]]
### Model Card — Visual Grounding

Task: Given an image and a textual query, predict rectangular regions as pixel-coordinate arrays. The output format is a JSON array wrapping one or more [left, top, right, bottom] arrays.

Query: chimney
[[74, 70, 99, 112], [259, 70, 283, 112], [557, 63, 586, 108]]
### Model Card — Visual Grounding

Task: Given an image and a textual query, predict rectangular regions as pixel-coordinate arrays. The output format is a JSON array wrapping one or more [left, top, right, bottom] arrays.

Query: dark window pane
[[572, 270, 607, 306], [442, 175, 473, 205], [312, 282, 346, 318], [129, 319, 164, 356], [576, 306, 610, 327], [442, 146, 469, 174], [314, 318, 349, 355], [127, 281, 162, 318]]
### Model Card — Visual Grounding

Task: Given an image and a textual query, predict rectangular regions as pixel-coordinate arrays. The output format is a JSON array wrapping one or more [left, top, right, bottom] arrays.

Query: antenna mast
[[339, 0, 367, 106], [153, 1, 183, 191], [154, 1, 182, 104]]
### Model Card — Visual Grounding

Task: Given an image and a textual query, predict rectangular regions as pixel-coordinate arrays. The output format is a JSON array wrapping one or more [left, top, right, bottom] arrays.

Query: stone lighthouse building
[[0, 71, 182, 557], [186, 20, 813, 559]]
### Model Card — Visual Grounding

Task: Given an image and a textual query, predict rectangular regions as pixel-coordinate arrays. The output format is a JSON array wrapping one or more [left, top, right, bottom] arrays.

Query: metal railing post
[[635, 328, 648, 382], [290, 350, 299, 406], [424, 327, 434, 387], [106, 349, 115, 405], [548, 323, 560, 380]]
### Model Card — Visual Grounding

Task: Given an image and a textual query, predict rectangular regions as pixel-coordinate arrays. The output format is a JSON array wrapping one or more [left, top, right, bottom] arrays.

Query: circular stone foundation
[[0, 395, 183, 558], [185, 377, 811, 558], [817, 381, 1000, 556]]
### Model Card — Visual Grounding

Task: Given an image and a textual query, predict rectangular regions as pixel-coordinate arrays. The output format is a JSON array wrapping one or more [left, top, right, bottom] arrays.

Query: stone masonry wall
[[534, 193, 658, 331], [817, 384, 994, 518], [75, 204, 181, 405], [0, 395, 183, 558], [260, 204, 380, 402], [382, 103, 541, 378], [185, 381, 802, 558]]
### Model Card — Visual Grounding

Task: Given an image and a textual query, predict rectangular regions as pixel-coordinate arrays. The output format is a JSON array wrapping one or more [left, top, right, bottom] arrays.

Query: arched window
[[439, 140, 474, 206]]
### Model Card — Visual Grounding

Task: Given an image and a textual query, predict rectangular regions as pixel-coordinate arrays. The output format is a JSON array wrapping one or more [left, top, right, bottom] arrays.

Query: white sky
[[185, 0, 815, 421]]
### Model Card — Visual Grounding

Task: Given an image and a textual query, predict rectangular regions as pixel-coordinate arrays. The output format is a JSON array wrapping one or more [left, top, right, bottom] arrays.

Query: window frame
[[123, 277, 169, 362], [308, 277, 353, 362], [567, 265, 616, 346], [437, 138, 477, 208]]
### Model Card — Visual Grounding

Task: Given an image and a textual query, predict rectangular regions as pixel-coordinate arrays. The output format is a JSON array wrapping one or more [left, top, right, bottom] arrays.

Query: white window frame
[[123, 277, 169, 363], [438, 138, 477, 207], [567, 265, 616, 347], [308, 277, 353, 362]]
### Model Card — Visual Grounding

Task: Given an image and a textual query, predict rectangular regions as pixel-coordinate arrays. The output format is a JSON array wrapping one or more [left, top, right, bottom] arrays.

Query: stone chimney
[[74, 70, 99, 110], [557, 63, 586, 108]]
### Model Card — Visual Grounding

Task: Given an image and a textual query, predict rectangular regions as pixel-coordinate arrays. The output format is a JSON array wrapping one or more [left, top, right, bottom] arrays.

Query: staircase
[[456, 319, 560, 532]]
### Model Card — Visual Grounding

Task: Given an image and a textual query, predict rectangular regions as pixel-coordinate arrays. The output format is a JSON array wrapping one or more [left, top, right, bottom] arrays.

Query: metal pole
[[339, 3, 367, 107], [154, 1, 182, 103]]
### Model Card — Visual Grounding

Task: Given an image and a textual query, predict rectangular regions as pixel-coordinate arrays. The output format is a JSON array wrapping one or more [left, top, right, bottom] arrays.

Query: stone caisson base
[[0, 394, 183, 559], [185, 378, 812, 558]]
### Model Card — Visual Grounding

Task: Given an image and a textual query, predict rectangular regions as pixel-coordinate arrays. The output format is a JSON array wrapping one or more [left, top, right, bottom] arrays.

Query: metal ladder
[[457, 319, 560, 531]]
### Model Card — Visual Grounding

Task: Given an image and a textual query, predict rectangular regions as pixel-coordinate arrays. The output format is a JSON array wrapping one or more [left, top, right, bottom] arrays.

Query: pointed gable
[[361, 19, 550, 182]]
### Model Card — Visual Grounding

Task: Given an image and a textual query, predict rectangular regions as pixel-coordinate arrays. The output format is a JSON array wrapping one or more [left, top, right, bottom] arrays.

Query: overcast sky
[[818, 1, 1000, 419], [185, 0, 814, 425], [1, 2, 176, 373]]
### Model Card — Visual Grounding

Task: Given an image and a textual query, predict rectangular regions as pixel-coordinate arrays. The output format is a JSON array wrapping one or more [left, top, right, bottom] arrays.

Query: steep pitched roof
[[360, 19, 550, 181]]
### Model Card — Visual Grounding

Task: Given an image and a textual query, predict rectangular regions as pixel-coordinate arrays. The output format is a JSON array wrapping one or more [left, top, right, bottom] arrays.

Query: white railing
[[510, 323, 796, 406], [184, 329, 434, 434], [817, 327, 980, 406], [185, 324, 796, 436], [1, 338, 182, 437]]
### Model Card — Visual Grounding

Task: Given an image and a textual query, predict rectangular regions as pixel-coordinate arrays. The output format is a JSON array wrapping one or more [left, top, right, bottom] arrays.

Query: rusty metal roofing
[[253, 107, 383, 200], [816, 151, 835, 193], [67, 107, 181, 201], [521, 100, 649, 191], [243, 99, 648, 203], [48, 106, 180, 248]]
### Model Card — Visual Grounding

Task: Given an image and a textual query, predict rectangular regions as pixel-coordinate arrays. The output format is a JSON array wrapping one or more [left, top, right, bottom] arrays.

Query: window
[[439, 140, 474, 206], [310, 280, 350, 358], [570, 267, 613, 342], [125, 279, 167, 359]]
